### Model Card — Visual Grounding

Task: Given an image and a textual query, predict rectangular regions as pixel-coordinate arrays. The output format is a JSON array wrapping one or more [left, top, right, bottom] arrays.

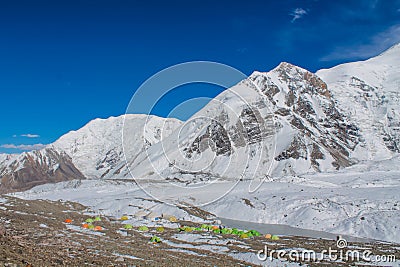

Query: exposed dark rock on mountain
[[0, 148, 85, 193], [1, 44, 399, 189]]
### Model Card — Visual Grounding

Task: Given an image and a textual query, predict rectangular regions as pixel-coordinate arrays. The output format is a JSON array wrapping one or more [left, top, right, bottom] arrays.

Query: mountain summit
[[317, 42, 400, 159], [127, 59, 364, 184]]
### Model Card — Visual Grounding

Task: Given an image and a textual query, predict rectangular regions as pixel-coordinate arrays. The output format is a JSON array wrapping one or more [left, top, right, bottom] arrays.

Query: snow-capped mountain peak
[[317, 43, 400, 159], [0, 114, 182, 192], [127, 61, 366, 186], [1, 44, 399, 193], [53, 114, 182, 179]]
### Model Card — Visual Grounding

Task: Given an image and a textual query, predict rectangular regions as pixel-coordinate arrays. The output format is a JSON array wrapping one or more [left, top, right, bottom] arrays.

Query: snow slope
[[317, 43, 400, 160], [127, 44, 400, 186], [3, 43, 400, 246], [13, 157, 400, 243], [128, 62, 363, 186]]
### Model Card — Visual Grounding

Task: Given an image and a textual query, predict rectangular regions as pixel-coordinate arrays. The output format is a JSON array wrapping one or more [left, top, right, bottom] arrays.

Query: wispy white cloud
[[20, 134, 40, 138], [321, 24, 400, 62], [236, 47, 248, 54], [0, 143, 46, 151], [290, 8, 308, 23]]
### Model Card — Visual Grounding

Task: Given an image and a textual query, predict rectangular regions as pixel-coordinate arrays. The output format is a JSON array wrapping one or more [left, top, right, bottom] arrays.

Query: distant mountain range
[[1, 44, 399, 193]]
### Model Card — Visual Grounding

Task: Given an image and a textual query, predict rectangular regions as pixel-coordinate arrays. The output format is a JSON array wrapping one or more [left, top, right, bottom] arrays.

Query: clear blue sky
[[1, 0, 400, 153]]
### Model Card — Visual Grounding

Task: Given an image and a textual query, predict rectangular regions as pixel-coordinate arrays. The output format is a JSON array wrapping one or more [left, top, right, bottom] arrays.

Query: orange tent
[[64, 219, 72, 223], [94, 226, 102, 231]]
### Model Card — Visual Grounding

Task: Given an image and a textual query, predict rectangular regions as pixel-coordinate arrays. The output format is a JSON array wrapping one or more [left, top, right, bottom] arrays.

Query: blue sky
[[1, 0, 400, 153]]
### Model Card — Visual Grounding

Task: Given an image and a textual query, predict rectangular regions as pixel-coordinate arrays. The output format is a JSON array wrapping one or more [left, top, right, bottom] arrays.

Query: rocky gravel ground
[[0, 196, 398, 267]]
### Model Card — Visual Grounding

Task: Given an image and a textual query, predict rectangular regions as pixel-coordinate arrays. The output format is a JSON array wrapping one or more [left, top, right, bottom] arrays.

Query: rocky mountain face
[[0, 115, 182, 193], [317, 43, 400, 160], [0, 148, 84, 193], [128, 61, 366, 183], [250, 62, 362, 171], [1, 44, 399, 191]]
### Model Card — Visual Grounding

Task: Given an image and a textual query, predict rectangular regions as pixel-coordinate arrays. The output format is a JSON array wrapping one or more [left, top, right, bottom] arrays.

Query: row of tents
[[124, 222, 280, 241], [177, 224, 279, 240], [64, 214, 280, 243], [64, 216, 104, 231], [120, 214, 177, 223]]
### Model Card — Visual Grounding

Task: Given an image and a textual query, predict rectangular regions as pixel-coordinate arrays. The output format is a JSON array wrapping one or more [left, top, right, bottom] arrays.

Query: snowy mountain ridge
[[1, 44, 400, 192], [0, 148, 85, 193], [127, 60, 369, 184], [317, 43, 400, 160], [0, 114, 182, 192], [53, 114, 182, 179]]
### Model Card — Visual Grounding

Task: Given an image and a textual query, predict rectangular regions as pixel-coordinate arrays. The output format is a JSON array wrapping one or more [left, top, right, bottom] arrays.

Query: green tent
[[213, 229, 221, 234], [138, 225, 149, 232], [94, 216, 101, 222], [150, 235, 161, 243], [271, 235, 280, 240], [236, 230, 245, 236], [249, 230, 261, 236], [156, 226, 165, 233], [124, 224, 133, 230], [220, 228, 229, 234], [85, 218, 94, 223]]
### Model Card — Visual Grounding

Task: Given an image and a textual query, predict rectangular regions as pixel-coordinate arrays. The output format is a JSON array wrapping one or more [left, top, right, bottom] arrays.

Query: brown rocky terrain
[[0, 196, 398, 267], [0, 148, 85, 194]]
